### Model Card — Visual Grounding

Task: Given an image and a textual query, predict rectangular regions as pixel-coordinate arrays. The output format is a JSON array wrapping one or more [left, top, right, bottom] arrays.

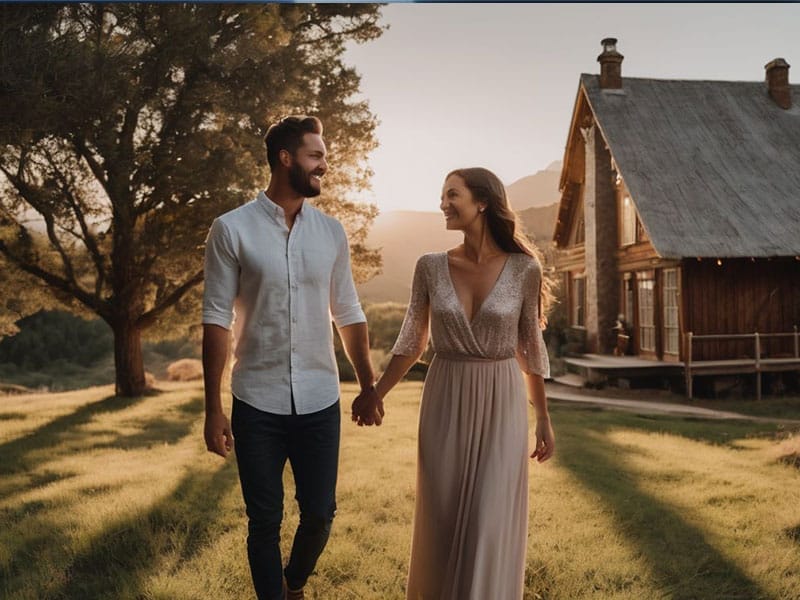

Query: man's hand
[[350, 386, 384, 427], [205, 410, 234, 457]]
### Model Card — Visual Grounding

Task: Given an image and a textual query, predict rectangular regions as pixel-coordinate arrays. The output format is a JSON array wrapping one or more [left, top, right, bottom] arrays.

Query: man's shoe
[[285, 585, 304, 600], [282, 576, 304, 600]]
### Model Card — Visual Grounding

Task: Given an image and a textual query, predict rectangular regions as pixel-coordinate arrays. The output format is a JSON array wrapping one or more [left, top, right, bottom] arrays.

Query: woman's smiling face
[[440, 174, 485, 231]]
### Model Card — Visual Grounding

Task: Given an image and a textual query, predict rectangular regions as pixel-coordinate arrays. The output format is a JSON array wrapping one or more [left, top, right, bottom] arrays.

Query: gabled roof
[[580, 73, 800, 258]]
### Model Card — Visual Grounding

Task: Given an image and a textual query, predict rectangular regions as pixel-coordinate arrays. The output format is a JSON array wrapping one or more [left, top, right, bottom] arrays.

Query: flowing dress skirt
[[406, 355, 529, 600]]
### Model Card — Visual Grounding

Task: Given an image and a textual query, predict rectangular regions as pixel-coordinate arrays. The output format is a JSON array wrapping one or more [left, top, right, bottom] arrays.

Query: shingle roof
[[581, 73, 800, 258]]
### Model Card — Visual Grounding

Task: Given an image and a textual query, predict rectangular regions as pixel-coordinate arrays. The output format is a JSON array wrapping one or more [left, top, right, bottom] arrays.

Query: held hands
[[351, 385, 385, 427], [204, 411, 234, 458], [531, 417, 555, 463]]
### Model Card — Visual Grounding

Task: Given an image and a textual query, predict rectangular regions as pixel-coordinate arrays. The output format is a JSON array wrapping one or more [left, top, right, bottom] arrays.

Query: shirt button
[[292, 317, 297, 323]]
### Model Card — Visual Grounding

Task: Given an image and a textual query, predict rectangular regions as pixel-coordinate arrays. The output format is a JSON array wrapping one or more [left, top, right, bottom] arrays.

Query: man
[[202, 116, 383, 600]]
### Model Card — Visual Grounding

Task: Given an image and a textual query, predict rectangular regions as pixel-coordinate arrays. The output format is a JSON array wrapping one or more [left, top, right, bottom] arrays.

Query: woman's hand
[[531, 416, 555, 463]]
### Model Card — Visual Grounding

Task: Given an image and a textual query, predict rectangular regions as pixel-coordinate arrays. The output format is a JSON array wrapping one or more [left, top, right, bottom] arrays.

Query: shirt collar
[[258, 190, 306, 225]]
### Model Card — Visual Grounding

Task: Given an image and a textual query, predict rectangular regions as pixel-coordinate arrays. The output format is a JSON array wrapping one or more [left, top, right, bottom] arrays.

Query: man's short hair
[[264, 116, 323, 169]]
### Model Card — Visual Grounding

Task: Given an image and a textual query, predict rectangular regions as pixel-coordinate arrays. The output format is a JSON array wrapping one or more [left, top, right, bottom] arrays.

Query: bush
[[542, 279, 571, 358], [405, 361, 429, 381], [363, 302, 408, 353], [0, 310, 112, 368]]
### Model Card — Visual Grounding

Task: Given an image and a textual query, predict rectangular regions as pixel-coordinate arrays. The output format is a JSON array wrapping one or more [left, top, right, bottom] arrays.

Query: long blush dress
[[392, 252, 550, 600]]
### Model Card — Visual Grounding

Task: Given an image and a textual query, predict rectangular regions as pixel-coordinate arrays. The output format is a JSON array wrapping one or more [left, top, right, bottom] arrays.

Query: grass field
[[1, 381, 799, 599]]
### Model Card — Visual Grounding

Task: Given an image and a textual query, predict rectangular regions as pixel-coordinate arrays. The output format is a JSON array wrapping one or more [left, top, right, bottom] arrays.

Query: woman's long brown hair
[[446, 167, 552, 326]]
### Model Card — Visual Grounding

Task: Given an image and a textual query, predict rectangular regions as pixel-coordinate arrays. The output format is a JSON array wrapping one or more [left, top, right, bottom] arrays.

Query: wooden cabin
[[553, 39, 800, 394]]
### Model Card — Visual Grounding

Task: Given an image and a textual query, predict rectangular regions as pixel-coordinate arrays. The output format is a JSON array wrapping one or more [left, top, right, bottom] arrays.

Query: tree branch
[[46, 154, 107, 296], [0, 160, 82, 292], [291, 13, 378, 48], [136, 268, 203, 328], [0, 239, 105, 317], [134, 65, 204, 216], [72, 138, 110, 195]]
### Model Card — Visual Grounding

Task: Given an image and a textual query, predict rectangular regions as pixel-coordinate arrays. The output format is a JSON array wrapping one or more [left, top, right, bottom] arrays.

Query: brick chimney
[[765, 58, 791, 109], [597, 37, 624, 89]]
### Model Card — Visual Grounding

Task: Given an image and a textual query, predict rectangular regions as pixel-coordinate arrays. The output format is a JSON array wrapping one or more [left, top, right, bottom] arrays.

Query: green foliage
[[0, 310, 200, 391], [0, 4, 385, 394], [542, 277, 571, 357], [0, 310, 112, 369], [335, 302, 429, 382], [364, 302, 408, 351], [0, 256, 59, 338]]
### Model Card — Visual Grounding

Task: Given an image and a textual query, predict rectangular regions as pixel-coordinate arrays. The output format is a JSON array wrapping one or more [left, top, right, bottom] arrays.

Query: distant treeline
[[0, 297, 569, 391], [0, 311, 201, 391], [0, 306, 413, 390], [0, 311, 112, 369]]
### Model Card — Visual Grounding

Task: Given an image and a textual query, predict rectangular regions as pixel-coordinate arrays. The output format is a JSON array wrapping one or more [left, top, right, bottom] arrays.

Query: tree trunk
[[113, 321, 146, 396]]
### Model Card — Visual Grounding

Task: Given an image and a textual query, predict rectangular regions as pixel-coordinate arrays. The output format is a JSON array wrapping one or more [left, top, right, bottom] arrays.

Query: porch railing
[[684, 326, 800, 400]]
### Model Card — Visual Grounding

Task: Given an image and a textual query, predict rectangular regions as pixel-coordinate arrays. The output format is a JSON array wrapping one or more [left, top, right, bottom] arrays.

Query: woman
[[368, 167, 555, 599]]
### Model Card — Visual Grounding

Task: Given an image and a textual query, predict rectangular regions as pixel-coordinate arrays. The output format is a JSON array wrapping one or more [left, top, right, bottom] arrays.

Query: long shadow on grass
[[0, 395, 203, 502], [92, 396, 204, 451], [0, 394, 143, 477], [40, 460, 240, 600], [1, 497, 72, 595], [551, 404, 783, 448], [556, 409, 770, 600]]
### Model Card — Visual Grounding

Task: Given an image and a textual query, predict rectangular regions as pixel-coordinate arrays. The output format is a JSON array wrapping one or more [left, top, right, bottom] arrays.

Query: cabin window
[[663, 269, 679, 354], [621, 195, 636, 246], [573, 213, 585, 245], [637, 274, 655, 352], [623, 273, 635, 327], [572, 273, 586, 327], [637, 218, 648, 242]]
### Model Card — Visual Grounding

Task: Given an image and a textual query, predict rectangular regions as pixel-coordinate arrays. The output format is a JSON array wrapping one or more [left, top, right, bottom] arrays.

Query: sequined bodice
[[391, 252, 550, 378]]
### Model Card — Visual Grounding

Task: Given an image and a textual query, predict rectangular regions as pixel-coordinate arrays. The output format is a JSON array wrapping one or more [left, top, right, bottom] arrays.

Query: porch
[[561, 342, 800, 401], [560, 354, 684, 390]]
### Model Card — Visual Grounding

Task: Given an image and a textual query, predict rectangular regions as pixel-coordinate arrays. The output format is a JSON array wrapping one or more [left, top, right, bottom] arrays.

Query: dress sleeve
[[391, 256, 431, 357], [516, 259, 550, 378]]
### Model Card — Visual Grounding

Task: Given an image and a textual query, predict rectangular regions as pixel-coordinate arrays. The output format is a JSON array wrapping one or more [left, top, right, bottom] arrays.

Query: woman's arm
[[524, 372, 555, 463], [375, 351, 425, 401]]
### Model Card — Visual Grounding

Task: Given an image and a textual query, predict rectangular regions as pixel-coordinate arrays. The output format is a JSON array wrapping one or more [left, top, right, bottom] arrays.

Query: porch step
[[552, 373, 588, 388]]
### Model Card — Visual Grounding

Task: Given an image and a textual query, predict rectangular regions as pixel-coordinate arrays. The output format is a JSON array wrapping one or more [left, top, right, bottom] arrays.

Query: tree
[[0, 4, 384, 396]]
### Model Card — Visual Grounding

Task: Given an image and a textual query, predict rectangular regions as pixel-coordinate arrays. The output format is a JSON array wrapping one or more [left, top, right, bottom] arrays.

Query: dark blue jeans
[[232, 397, 340, 600]]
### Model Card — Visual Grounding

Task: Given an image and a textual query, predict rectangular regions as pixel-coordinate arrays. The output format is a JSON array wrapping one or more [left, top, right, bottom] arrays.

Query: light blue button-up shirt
[[202, 191, 366, 415]]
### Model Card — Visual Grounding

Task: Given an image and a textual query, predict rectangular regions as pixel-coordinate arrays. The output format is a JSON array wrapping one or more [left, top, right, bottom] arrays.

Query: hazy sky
[[342, 3, 799, 213]]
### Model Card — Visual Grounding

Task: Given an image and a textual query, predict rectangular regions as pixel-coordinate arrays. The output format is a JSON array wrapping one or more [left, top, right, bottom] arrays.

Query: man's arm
[[203, 324, 233, 457], [328, 220, 382, 426], [337, 321, 382, 426]]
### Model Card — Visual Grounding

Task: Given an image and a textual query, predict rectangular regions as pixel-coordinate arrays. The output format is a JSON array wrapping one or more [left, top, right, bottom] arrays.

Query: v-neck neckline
[[444, 251, 511, 327]]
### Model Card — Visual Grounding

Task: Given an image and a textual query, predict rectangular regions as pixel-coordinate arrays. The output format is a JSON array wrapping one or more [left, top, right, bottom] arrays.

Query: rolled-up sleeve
[[329, 223, 366, 328], [202, 218, 239, 329]]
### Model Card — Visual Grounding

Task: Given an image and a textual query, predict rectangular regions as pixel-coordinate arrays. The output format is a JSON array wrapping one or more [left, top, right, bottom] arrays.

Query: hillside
[[518, 203, 559, 246], [505, 161, 562, 211], [357, 211, 462, 303]]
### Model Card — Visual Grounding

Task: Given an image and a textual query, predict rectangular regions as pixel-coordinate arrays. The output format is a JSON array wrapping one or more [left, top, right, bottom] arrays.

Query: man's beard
[[288, 161, 321, 198]]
